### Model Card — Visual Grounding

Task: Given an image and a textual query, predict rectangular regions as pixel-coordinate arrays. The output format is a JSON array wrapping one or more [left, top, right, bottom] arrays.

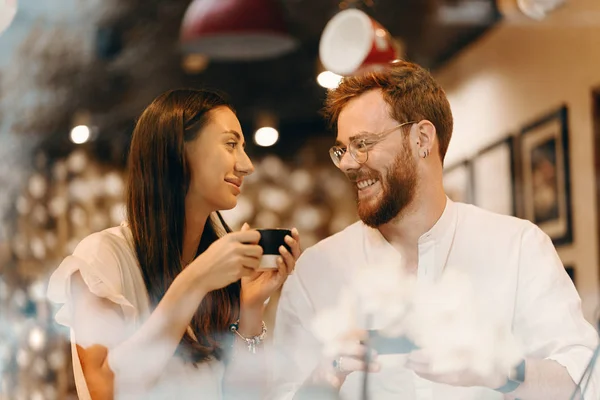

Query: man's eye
[[354, 140, 374, 150]]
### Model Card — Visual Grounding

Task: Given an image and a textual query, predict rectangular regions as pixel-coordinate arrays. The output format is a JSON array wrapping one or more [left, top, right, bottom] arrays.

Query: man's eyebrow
[[223, 130, 246, 147], [335, 131, 374, 146], [348, 131, 375, 142]]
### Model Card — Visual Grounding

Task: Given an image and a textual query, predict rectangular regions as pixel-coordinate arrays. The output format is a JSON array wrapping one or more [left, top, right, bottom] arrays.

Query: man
[[271, 61, 599, 399]]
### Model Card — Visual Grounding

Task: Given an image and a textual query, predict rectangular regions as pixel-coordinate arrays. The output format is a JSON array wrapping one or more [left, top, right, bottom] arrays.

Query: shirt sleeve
[[268, 247, 324, 400], [47, 231, 137, 330], [513, 224, 599, 399], [47, 231, 139, 400]]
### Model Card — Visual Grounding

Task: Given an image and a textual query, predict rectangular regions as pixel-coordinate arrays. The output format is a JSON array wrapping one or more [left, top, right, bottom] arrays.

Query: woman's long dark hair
[[125, 89, 240, 363]]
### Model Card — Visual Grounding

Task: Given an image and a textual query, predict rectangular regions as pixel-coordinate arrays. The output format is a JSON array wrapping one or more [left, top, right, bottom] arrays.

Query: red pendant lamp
[[180, 0, 297, 61], [319, 8, 400, 76]]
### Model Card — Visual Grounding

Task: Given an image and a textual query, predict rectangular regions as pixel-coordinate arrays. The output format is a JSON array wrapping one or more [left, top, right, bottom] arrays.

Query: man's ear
[[414, 120, 437, 159]]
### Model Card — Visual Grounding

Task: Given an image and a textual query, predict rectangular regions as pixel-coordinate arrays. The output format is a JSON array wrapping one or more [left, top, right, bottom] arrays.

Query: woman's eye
[[227, 142, 237, 149]]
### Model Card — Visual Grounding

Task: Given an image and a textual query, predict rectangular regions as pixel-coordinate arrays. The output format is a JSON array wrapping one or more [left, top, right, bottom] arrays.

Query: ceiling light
[[254, 127, 279, 147], [319, 8, 398, 76], [70, 125, 90, 144], [180, 0, 297, 61], [317, 71, 343, 89]]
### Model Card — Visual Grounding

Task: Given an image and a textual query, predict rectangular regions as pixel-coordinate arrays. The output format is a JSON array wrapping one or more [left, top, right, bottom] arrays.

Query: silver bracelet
[[229, 320, 267, 354]]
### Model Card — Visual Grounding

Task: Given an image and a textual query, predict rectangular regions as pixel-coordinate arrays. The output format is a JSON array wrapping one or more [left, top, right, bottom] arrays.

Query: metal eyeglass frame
[[329, 121, 417, 167]]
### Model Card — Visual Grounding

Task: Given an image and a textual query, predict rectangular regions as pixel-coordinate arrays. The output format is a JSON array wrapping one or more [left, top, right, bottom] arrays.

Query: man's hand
[[405, 349, 508, 389], [308, 330, 381, 391]]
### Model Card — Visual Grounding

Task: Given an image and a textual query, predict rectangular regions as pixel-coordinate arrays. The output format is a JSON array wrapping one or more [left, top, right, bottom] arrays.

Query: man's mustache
[[346, 169, 380, 183]]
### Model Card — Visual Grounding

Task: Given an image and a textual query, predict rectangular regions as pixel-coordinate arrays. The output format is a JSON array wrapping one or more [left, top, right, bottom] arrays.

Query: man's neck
[[377, 185, 447, 272]]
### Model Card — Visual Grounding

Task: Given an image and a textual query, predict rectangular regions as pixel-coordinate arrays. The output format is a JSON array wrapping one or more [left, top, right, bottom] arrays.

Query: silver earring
[[422, 149, 429, 158]]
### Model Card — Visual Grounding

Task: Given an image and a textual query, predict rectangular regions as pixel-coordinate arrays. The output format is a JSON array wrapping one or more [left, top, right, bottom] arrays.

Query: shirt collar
[[418, 197, 457, 244], [362, 197, 458, 265]]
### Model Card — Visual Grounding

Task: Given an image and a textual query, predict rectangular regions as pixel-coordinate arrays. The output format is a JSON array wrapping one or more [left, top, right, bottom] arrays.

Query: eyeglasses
[[329, 121, 416, 167]]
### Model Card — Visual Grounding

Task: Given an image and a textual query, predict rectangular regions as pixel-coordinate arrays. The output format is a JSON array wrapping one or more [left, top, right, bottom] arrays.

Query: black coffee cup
[[257, 228, 292, 269]]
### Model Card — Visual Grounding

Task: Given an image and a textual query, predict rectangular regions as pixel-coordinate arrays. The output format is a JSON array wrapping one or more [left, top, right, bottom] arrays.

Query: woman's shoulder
[[57, 223, 140, 295], [48, 222, 150, 334], [48, 222, 143, 315], [73, 222, 135, 261]]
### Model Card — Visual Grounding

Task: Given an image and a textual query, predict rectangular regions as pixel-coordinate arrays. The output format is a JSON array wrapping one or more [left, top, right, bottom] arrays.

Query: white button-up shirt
[[271, 199, 599, 399]]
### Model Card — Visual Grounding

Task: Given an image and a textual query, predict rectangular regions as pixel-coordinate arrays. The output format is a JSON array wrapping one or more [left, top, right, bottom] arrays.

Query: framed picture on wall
[[443, 160, 474, 204], [472, 136, 517, 216], [519, 106, 573, 245], [564, 265, 576, 288]]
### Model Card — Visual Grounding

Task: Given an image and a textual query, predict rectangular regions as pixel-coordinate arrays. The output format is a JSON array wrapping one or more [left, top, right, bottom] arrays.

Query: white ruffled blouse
[[47, 223, 225, 399]]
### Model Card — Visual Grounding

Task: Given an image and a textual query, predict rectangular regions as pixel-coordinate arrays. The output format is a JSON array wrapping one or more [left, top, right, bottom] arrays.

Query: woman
[[47, 89, 301, 400]]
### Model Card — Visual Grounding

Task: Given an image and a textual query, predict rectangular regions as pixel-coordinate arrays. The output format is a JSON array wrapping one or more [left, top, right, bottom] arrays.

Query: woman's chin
[[218, 197, 238, 211]]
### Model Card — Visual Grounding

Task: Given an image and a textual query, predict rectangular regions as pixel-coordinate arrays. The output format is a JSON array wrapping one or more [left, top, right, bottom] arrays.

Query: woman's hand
[[241, 224, 301, 310], [189, 229, 263, 294]]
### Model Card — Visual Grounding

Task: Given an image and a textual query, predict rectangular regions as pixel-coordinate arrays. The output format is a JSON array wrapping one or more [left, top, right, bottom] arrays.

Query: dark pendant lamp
[[180, 0, 298, 61]]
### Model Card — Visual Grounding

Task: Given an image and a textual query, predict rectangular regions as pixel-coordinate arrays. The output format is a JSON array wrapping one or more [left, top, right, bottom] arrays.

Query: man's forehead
[[337, 100, 393, 140], [342, 89, 385, 111]]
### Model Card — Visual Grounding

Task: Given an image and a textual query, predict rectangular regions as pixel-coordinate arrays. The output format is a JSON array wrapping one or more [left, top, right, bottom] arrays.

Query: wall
[[435, 0, 600, 321]]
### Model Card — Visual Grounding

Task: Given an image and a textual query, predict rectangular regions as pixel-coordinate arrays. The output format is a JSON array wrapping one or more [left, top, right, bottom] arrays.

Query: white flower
[[311, 287, 359, 358], [310, 264, 523, 378], [311, 259, 416, 356], [351, 261, 416, 336], [404, 269, 523, 376]]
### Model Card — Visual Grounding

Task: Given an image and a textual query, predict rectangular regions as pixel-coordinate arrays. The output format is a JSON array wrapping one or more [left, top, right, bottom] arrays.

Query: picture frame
[[518, 106, 573, 245], [472, 136, 517, 216], [443, 160, 474, 204], [564, 265, 576, 288]]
